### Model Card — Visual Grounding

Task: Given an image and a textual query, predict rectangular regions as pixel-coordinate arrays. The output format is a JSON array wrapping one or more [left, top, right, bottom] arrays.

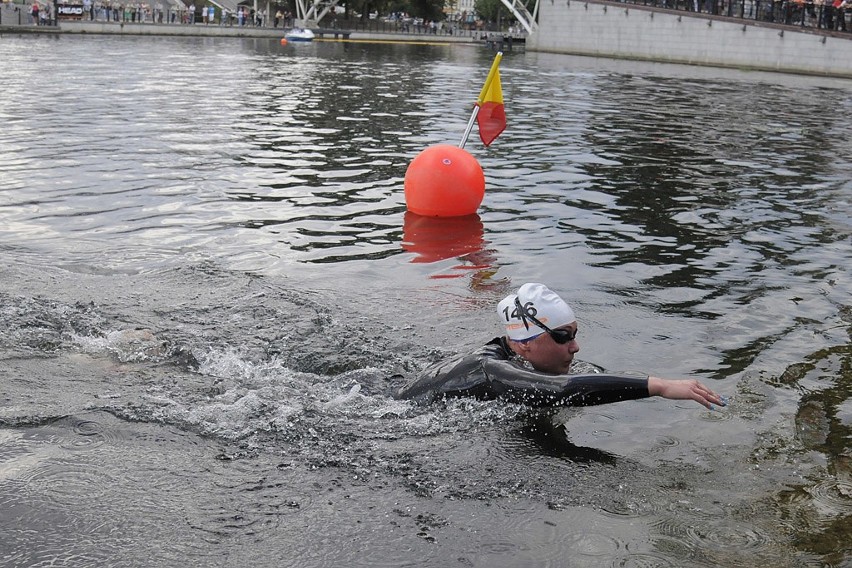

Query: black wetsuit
[[397, 336, 651, 407]]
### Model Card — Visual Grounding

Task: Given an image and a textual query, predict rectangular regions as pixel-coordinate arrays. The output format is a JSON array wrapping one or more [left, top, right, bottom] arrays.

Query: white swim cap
[[497, 283, 576, 341]]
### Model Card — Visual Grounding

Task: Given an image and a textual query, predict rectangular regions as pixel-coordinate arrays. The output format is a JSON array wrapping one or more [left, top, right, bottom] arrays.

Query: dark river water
[[1, 33, 851, 567]]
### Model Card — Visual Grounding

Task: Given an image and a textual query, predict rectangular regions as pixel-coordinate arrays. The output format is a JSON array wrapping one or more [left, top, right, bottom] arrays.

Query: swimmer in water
[[397, 282, 726, 409]]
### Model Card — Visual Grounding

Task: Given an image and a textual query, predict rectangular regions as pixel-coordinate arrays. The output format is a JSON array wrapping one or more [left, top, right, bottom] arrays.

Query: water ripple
[[808, 479, 852, 515]]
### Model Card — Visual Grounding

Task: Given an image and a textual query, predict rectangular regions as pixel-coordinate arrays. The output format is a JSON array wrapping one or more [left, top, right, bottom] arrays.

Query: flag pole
[[459, 52, 503, 149], [458, 108, 480, 150]]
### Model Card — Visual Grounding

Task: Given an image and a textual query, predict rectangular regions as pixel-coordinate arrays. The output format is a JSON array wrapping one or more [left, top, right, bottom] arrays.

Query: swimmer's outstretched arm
[[647, 377, 726, 409]]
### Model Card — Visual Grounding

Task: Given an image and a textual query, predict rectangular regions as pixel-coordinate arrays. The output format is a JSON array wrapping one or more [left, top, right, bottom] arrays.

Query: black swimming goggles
[[514, 297, 577, 344]]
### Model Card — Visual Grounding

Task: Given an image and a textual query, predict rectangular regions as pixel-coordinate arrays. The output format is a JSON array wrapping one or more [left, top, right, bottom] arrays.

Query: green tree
[[473, 0, 501, 21], [408, 0, 445, 20]]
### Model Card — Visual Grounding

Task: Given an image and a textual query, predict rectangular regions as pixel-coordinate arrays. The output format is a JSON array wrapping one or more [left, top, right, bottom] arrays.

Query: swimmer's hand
[[648, 376, 727, 410]]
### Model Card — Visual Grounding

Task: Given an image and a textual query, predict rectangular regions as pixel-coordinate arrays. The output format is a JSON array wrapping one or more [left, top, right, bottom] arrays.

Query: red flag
[[476, 66, 505, 147]]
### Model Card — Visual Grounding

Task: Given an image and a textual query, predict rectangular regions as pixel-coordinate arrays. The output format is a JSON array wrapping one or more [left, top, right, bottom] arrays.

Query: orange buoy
[[404, 144, 485, 217], [280, 38, 288, 45]]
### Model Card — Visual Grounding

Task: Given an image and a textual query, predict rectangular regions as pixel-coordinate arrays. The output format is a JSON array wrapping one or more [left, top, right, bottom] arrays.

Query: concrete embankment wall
[[46, 20, 478, 43], [529, 0, 852, 78]]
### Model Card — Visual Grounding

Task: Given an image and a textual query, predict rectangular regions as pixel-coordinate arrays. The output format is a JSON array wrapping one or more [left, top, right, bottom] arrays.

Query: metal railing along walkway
[[609, 0, 850, 34]]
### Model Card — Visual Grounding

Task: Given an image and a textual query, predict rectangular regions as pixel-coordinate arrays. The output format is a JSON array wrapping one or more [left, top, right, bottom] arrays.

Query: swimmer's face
[[519, 323, 579, 374]]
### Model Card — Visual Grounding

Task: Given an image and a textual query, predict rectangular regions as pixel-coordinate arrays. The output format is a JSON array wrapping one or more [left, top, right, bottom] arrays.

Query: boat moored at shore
[[285, 26, 315, 41]]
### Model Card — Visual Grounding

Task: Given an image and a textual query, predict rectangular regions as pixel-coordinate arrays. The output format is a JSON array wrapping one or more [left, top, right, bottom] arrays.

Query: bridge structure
[[292, 0, 540, 33], [498, 0, 538, 33]]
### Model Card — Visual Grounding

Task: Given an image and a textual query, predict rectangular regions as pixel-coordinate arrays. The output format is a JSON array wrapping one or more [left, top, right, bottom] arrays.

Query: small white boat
[[285, 27, 315, 42]]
